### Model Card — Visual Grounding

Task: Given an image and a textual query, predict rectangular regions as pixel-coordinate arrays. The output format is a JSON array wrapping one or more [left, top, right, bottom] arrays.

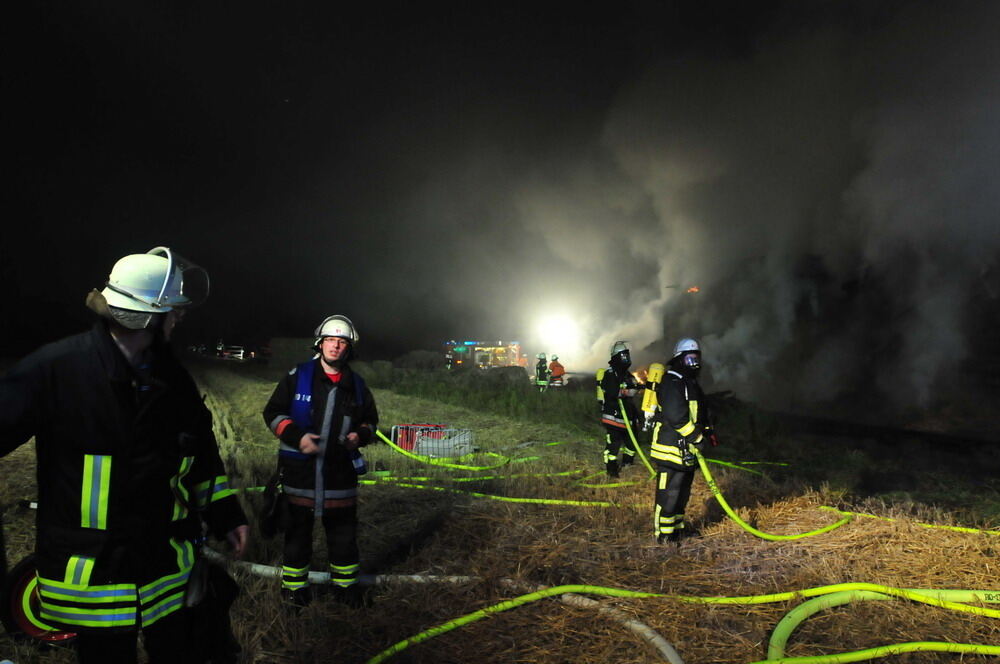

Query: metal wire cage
[[390, 424, 475, 457]]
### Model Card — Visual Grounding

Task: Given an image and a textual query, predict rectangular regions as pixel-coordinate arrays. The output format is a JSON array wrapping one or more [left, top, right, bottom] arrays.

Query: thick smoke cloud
[[510, 3, 1000, 414]]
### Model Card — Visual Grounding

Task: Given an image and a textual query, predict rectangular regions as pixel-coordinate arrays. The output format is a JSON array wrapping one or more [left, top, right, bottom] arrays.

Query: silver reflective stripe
[[315, 386, 339, 517], [269, 414, 291, 435], [282, 486, 357, 499]]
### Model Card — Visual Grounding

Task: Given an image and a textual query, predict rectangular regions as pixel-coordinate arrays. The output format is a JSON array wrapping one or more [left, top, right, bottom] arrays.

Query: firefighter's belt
[[286, 495, 356, 509]]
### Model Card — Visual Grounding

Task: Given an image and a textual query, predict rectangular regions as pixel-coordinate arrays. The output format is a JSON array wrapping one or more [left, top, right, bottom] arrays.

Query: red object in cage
[[391, 424, 447, 451]]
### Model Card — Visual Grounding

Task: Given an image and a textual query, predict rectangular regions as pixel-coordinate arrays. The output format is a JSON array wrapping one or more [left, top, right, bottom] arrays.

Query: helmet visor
[[146, 246, 209, 308]]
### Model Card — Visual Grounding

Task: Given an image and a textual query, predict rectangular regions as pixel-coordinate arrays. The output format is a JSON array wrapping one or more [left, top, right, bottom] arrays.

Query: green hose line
[[752, 641, 1000, 663], [620, 399, 657, 478], [767, 588, 1000, 660], [694, 448, 853, 540], [385, 481, 618, 507], [705, 458, 765, 476], [366, 581, 1000, 664], [818, 506, 1000, 537], [376, 430, 515, 470], [364, 584, 666, 664]]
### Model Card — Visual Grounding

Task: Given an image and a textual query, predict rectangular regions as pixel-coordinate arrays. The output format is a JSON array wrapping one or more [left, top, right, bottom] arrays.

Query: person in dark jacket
[[649, 337, 718, 543], [0, 247, 248, 664], [600, 340, 643, 477], [262, 315, 378, 608]]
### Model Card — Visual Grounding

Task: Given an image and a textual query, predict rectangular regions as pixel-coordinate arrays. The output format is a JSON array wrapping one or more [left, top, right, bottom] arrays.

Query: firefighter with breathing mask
[[0, 247, 248, 663], [262, 315, 378, 609], [599, 340, 642, 477], [650, 337, 718, 543]]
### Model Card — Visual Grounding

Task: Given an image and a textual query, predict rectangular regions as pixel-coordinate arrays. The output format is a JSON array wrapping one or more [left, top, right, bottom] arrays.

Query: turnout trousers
[[281, 503, 359, 591], [654, 465, 695, 539], [602, 427, 636, 477], [75, 609, 194, 664]]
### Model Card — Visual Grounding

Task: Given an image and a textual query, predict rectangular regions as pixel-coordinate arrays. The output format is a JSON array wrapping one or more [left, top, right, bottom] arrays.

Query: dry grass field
[[1, 357, 998, 663]]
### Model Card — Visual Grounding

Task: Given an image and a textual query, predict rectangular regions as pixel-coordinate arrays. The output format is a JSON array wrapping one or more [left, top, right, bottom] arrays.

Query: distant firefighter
[[535, 352, 549, 389], [262, 315, 379, 609], [548, 354, 566, 386], [649, 337, 719, 544], [0, 247, 248, 662], [598, 340, 643, 477]]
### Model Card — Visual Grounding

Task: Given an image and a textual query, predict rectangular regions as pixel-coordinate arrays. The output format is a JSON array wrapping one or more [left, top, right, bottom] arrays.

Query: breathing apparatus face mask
[[681, 352, 701, 372], [612, 350, 632, 370]]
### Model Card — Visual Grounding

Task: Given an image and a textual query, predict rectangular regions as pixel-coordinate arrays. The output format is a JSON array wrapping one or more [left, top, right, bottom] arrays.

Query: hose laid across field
[[203, 550, 683, 664], [765, 588, 1000, 660], [692, 447, 854, 540], [360, 581, 1000, 664]]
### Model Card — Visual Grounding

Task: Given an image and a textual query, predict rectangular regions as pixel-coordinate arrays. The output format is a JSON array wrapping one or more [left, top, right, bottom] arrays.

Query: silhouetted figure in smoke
[[0, 247, 248, 663], [262, 315, 378, 610], [650, 338, 719, 544], [599, 340, 642, 477]]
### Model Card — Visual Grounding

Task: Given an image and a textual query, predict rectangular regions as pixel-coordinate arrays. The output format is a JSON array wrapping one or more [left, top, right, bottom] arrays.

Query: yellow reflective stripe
[[80, 455, 111, 529], [677, 420, 696, 437], [194, 475, 235, 508], [141, 590, 184, 626], [171, 457, 195, 521], [22, 576, 58, 631], [168, 538, 195, 572], [39, 605, 136, 628], [37, 577, 137, 603], [64, 556, 95, 586]]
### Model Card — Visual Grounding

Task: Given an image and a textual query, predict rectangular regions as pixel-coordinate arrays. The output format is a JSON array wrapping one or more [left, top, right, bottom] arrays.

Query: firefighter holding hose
[[650, 337, 718, 543], [262, 315, 378, 609], [599, 340, 643, 477], [0, 247, 248, 662]]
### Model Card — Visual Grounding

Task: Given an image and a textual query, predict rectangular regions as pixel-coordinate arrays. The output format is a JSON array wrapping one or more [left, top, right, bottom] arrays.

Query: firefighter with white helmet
[[599, 340, 643, 477], [0, 247, 247, 661], [535, 352, 550, 389], [548, 354, 565, 387], [649, 337, 718, 543], [262, 314, 378, 608]]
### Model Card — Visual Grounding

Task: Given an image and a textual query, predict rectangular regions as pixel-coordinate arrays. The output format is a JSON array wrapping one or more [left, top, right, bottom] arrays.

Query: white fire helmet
[[551, 354, 558, 361], [537, 353, 546, 359], [313, 315, 359, 348], [101, 247, 208, 314], [609, 340, 630, 357], [672, 337, 701, 359]]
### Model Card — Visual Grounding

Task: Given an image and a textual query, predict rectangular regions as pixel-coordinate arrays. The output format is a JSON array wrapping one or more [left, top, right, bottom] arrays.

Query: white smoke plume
[[512, 3, 1000, 414]]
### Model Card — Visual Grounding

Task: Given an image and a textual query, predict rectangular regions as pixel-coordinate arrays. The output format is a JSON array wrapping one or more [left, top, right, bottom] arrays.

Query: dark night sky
[[4, 1, 1000, 415]]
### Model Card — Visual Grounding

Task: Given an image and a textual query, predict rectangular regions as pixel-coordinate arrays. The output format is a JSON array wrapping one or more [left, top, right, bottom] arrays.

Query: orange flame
[[686, 286, 700, 293]]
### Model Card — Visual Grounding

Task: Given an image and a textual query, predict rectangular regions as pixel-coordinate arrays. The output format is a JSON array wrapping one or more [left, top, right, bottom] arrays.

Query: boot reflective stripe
[[194, 475, 235, 507], [330, 563, 359, 588], [658, 513, 681, 535], [64, 556, 95, 586], [171, 456, 195, 520], [621, 447, 636, 457], [81, 455, 111, 529], [282, 565, 309, 590]]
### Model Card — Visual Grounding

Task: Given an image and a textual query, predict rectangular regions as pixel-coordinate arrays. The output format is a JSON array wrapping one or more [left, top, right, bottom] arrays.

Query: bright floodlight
[[536, 314, 581, 354]]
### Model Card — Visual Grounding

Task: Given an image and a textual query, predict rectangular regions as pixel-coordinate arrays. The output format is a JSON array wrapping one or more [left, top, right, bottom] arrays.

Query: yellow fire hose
[[362, 581, 1000, 664]]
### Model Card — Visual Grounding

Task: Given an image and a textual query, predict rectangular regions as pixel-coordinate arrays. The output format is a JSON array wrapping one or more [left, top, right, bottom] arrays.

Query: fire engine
[[443, 340, 527, 369]]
